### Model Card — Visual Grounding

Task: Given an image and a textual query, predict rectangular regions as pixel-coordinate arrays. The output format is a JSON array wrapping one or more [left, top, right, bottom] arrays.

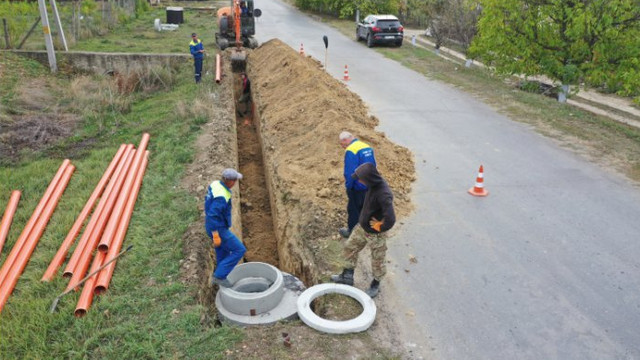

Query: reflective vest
[[346, 140, 372, 156], [210, 180, 231, 203], [189, 39, 204, 59], [344, 139, 376, 191]]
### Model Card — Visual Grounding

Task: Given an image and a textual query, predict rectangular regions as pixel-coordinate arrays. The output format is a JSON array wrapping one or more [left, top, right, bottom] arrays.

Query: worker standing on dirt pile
[[338, 131, 376, 239], [238, 73, 252, 117], [189, 33, 205, 83], [331, 163, 395, 298], [204, 168, 246, 288]]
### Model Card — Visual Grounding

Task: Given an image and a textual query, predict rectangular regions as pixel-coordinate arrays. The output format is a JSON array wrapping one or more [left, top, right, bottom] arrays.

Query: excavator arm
[[230, 0, 247, 72], [234, 0, 242, 48]]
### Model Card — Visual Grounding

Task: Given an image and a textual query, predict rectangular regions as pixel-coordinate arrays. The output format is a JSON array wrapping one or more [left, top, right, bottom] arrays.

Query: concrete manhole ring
[[296, 283, 377, 334], [218, 262, 285, 316]]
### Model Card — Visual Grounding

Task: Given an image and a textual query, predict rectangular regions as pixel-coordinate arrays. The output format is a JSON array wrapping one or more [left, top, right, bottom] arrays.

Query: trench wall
[[247, 71, 319, 287], [179, 53, 242, 311], [250, 100, 318, 286]]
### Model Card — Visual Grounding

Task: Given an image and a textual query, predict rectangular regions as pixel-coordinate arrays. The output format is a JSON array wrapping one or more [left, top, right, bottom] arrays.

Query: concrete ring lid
[[296, 283, 377, 334], [219, 262, 285, 316]]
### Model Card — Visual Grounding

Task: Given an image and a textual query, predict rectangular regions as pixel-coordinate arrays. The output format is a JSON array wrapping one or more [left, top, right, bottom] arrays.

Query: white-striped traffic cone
[[468, 165, 489, 197], [299, 43, 305, 56], [343, 64, 350, 81]]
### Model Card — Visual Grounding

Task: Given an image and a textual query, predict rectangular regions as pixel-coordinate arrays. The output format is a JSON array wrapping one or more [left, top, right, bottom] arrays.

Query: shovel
[[49, 245, 133, 313]]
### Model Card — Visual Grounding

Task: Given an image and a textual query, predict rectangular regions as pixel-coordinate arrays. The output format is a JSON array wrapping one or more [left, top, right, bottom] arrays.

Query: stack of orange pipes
[[75, 150, 149, 317], [41, 145, 127, 282], [41, 133, 150, 316], [0, 160, 75, 313]]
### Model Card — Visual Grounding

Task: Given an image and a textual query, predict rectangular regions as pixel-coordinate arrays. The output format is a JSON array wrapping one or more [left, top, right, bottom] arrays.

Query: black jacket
[[354, 163, 396, 234]]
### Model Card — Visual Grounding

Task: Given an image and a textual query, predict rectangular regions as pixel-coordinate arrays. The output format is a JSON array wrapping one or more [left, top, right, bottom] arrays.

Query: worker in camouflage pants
[[342, 225, 387, 281], [331, 163, 395, 298]]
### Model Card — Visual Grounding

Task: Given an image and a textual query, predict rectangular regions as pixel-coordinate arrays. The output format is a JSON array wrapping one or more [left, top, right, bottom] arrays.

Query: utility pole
[[49, 0, 68, 51], [37, 0, 57, 72]]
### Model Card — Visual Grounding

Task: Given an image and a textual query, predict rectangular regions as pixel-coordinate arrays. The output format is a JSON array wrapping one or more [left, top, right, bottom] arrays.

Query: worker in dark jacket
[[189, 33, 205, 83], [204, 168, 246, 287], [238, 73, 252, 117], [338, 131, 376, 238], [331, 162, 395, 298]]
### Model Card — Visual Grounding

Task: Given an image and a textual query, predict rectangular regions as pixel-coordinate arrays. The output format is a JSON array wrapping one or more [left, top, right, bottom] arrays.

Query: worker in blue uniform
[[338, 131, 377, 238], [189, 33, 205, 83], [204, 168, 246, 287]]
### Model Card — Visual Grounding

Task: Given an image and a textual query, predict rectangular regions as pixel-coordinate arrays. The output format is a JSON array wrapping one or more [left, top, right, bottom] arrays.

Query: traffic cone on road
[[343, 64, 350, 81], [468, 165, 489, 197], [299, 43, 305, 56]]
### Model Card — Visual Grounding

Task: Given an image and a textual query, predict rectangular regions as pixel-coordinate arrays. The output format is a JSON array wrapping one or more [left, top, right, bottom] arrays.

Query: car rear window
[[377, 20, 401, 28]]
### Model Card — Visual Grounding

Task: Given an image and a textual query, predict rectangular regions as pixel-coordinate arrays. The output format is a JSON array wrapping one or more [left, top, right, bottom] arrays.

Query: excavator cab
[[216, 0, 262, 72]]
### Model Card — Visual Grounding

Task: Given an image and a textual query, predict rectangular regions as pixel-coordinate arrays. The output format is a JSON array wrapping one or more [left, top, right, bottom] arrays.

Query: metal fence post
[[2, 19, 10, 49]]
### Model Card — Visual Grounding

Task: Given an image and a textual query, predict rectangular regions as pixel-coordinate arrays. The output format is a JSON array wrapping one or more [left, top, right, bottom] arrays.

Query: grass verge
[[0, 50, 242, 359], [72, 3, 218, 54]]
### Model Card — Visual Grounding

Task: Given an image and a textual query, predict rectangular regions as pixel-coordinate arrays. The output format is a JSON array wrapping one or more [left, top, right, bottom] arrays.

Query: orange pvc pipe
[[74, 249, 105, 317], [215, 54, 222, 84], [65, 149, 136, 291], [234, 0, 241, 48], [63, 145, 134, 279], [42, 145, 127, 282], [97, 133, 149, 254], [0, 191, 21, 255], [0, 159, 70, 290], [0, 164, 75, 313], [95, 151, 149, 295]]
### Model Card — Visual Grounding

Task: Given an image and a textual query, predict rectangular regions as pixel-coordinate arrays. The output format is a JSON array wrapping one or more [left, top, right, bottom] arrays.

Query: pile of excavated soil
[[248, 39, 415, 284]]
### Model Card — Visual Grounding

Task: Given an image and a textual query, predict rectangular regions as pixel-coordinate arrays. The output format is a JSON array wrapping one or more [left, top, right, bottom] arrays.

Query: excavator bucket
[[231, 49, 247, 73]]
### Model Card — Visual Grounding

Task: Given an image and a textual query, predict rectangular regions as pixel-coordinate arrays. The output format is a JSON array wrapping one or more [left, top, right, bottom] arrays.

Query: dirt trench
[[234, 78, 279, 265], [180, 39, 415, 324]]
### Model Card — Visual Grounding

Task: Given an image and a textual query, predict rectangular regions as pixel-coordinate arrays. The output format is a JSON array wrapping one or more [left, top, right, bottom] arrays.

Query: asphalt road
[[254, 2, 640, 359]]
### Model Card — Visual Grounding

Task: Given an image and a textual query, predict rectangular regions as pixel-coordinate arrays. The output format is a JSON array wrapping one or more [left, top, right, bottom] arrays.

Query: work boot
[[211, 276, 233, 288], [338, 227, 351, 239], [366, 279, 380, 298], [330, 268, 354, 286]]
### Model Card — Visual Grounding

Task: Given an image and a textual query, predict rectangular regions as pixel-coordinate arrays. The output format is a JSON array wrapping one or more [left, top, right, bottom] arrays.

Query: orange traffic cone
[[299, 43, 305, 56], [343, 64, 350, 81], [468, 165, 489, 197]]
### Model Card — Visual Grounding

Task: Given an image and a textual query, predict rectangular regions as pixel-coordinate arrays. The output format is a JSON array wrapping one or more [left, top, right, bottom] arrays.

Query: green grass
[[73, 4, 218, 54], [0, 15, 243, 359]]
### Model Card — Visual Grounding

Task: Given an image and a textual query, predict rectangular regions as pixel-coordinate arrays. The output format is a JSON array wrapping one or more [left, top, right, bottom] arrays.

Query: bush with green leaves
[[470, 0, 640, 101]]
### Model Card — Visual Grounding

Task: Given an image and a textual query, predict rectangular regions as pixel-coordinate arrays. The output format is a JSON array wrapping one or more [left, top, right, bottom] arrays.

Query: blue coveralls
[[204, 180, 246, 280], [344, 139, 376, 232], [189, 39, 204, 83]]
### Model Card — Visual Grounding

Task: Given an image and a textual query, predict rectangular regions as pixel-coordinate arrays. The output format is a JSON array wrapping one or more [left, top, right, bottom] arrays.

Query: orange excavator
[[216, 0, 262, 72]]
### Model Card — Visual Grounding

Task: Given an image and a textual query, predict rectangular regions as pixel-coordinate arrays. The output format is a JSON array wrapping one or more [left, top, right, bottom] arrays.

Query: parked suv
[[356, 15, 404, 47]]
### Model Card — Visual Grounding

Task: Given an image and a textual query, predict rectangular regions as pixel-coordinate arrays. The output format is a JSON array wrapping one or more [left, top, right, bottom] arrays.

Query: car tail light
[[372, 26, 381, 33], [398, 26, 404, 32]]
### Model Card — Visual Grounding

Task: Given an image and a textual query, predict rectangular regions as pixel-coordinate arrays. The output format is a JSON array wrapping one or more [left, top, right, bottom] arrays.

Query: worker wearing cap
[[338, 131, 376, 238], [204, 168, 246, 288], [189, 33, 205, 83]]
